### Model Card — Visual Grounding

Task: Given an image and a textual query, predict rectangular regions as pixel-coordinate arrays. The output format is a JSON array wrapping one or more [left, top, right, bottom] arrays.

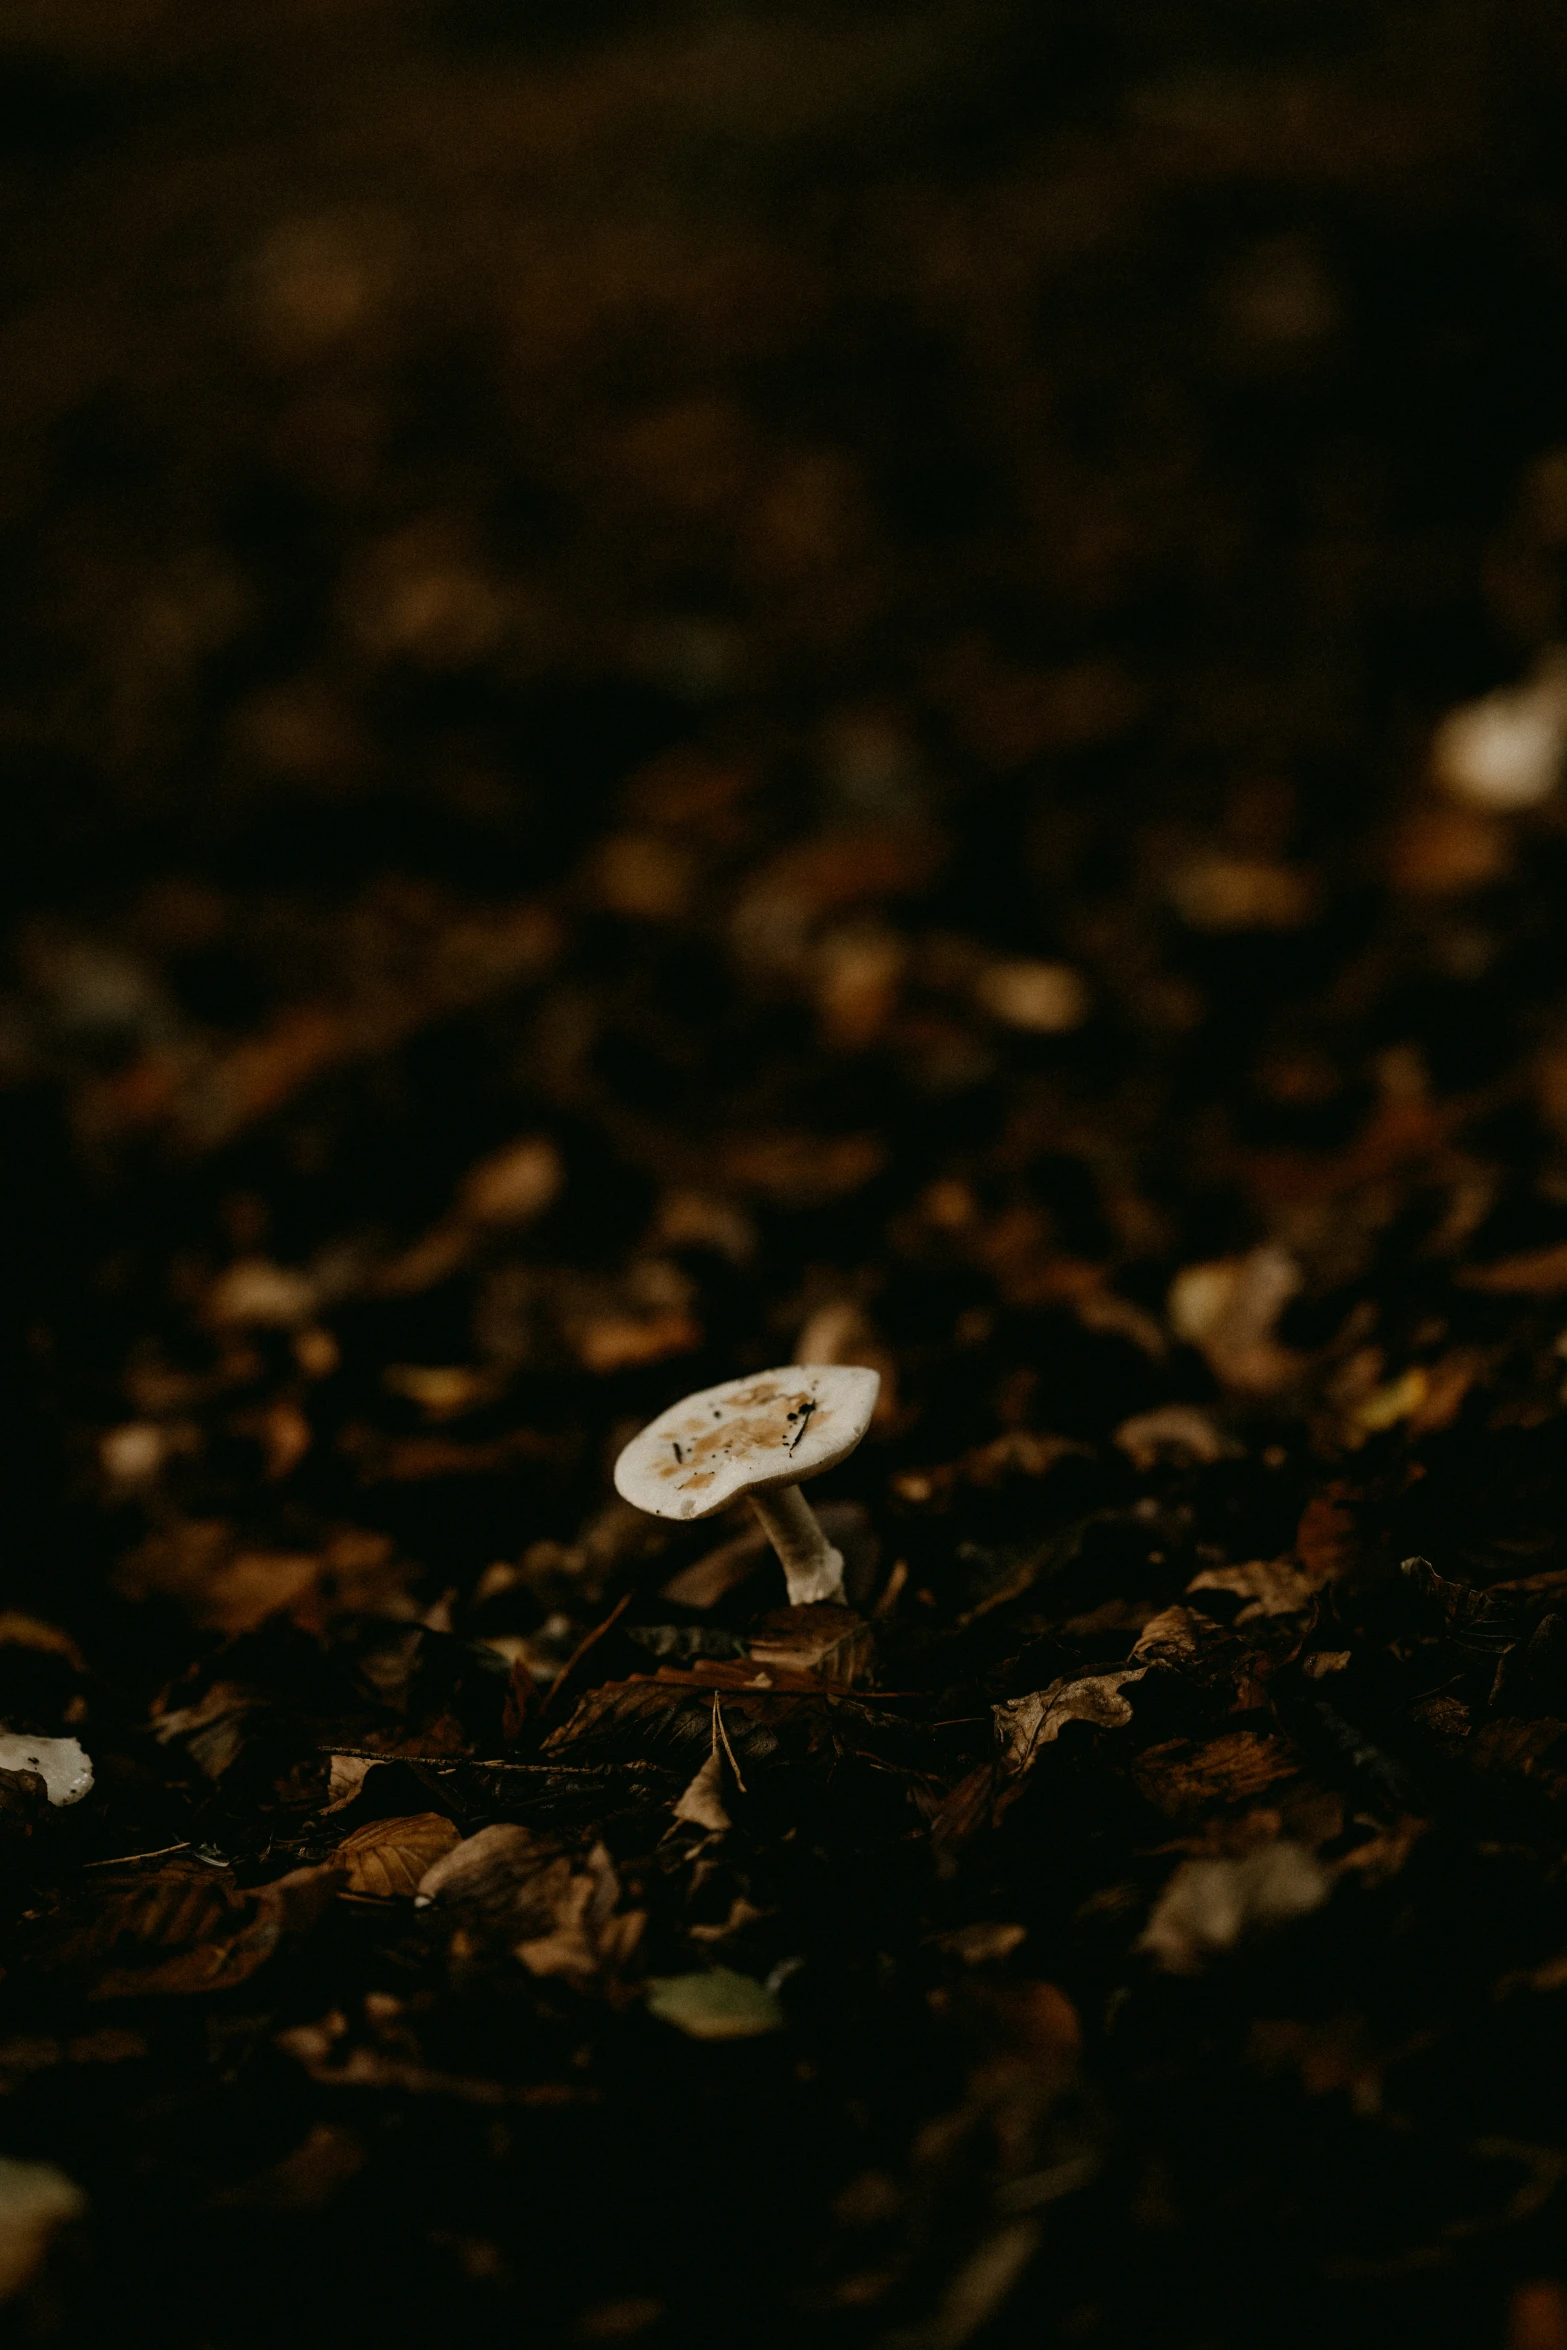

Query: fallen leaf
[[1459, 1242, 1567, 1293], [644, 1968, 785, 2040], [1247, 2013, 1391, 2114], [1168, 856, 1314, 931], [0, 2157, 85, 2300], [332, 1811, 461, 1898], [1132, 1732, 1303, 1817], [1114, 1405, 1237, 1469], [36, 1856, 343, 1999], [1139, 1842, 1332, 1972], [514, 1842, 646, 1988], [746, 1604, 874, 1685], [1168, 1247, 1302, 1392], [572, 1311, 703, 1374], [458, 1136, 563, 1225], [211, 2123, 367, 2209], [1295, 1488, 1359, 1584], [973, 961, 1088, 1033], [1186, 1558, 1317, 1619], [321, 1753, 375, 1812], [415, 1823, 568, 1917], [1129, 1606, 1212, 1665], [671, 1747, 732, 1833], [1388, 806, 1512, 894], [0, 1613, 86, 1670], [933, 1923, 1028, 1965], [993, 1670, 1146, 1772], [149, 1678, 266, 1777], [718, 1130, 885, 1206], [207, 1256, 318, 1327]]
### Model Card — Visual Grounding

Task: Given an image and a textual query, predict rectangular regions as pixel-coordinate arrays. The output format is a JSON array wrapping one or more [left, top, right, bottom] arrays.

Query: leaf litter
[[5, 6, 1567, 2349]]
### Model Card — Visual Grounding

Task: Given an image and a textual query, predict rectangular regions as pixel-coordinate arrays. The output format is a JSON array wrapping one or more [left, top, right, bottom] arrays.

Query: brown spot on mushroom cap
[[614, 1365, 880, 1521]]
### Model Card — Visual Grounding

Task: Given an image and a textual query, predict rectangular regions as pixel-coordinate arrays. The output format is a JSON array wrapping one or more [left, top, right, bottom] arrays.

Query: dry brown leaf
[[718, 1130, 885, 1206], [513, 1842, 646, 1989], [1388, 806, 1512, 895], [211, 2123, 367, 2210], [1186, 1558, 1317, 1619], [415, 1823, 568, 1921], [45, 1857, 345, 1999], [1114, 1405, 1236, 1470], [671, 1747, 732, 1833], [572, 1311, 703, 1374], [1167, 1247, 1302, 1392], [332, 1812, 461, 1898], [457, 1136, 563, 1226], [1295, 1488, 1359, 1584], [0, 2158, 85, 2301], [0, 1613, 86, 1670], [1133, 1732, 1302, 1817], [1459, 1242, 1567, 1294], [279, 2028, 595, 2106], [993, 1671, 1146, 1773], [149, 1679, 266, 1778], [746, 1604, 874, 1685], [116, 1518, 322, 1634], [1247, 2013, 1392, 2113]]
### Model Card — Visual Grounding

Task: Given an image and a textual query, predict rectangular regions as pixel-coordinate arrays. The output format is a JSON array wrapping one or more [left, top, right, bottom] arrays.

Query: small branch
[[77, 1842, 193, 1870], [539, 1590, 634, 1716]]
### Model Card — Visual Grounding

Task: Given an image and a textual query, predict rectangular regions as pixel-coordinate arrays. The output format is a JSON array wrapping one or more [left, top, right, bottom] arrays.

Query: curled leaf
[[332, 1811, 461, 1898], [993, 1670, 1145, 1774]]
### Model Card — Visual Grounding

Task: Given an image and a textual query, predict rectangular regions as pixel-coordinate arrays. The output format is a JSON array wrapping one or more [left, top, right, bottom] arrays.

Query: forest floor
[[5, 4, 1567, 2345]]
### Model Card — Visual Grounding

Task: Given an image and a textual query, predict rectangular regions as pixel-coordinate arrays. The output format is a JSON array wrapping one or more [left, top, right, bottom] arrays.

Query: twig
[[77, 1832, 192, 1870], [712, 1694, 747, 1793], [538, 1590, 634, 1717], [314, 1746, 668, 1776]]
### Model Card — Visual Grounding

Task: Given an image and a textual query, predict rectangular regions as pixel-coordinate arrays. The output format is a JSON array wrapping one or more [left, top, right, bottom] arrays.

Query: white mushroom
[[613, 1365, 879, 1607], [0, 1732, 93, 1807]]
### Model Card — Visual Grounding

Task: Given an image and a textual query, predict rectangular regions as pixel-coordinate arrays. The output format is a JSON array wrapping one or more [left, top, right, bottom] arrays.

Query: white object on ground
[[1432, 657, 1567, 811], [1139, 1842, 1331, 1972], [614, 1364, 879, 1606], [0, 2156, 85, 2300], [0, 1732, 93, 1807], [974, 960, 1089, 1033]]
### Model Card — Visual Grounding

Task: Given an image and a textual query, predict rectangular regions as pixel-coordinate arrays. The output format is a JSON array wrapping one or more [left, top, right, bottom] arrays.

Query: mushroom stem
[[748, 1485, 846, 1607]]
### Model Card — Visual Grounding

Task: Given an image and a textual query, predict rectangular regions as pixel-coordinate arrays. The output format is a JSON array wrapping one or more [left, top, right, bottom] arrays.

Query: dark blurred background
[[6, 0, 1567, 1557]]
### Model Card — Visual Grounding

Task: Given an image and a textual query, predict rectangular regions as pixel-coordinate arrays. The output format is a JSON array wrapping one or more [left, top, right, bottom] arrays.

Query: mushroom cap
[[0, 1731, 93, 1807], [614, 1364, 880, 1523]]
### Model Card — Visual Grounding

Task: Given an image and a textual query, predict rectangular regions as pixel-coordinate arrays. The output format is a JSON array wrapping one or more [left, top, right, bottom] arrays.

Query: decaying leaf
[[1167, 1247, 1302, 1392], [0, 2157, 85, 2300], [211, 2123, 368, 2210], [644, 1967, 784, 2039], [993, 1670, 1146, 1773], [671, 1747, 732, 1832], [331, 1811, 461, 1897], [746, 1604, 874, 1685], [415, 1823, 569, 1921], [1114, 1405, 1238, 1470], [1185, 1559, 1317, 1619], [43, 1857, 344, 1999], [1139, 1843, 1332, 1972], [513, 1842, 646, 1989], [149, 1679, 265, 1778], [1132, 1732, 1303, 1817]]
